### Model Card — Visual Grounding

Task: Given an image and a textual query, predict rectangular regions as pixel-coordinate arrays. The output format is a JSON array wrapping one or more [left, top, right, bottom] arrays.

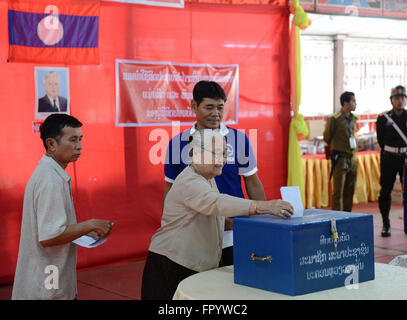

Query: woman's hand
[[256, 199, 294, 219]]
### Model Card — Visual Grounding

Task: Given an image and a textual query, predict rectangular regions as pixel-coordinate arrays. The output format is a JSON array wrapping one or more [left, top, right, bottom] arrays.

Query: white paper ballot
[[280, 186, 304, 218], [73, 222, 115, 248], [73, 235, 108, 248]]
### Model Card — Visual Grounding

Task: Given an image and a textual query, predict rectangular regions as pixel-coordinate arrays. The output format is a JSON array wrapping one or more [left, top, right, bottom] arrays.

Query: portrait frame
[[35, 67, 70, 119]]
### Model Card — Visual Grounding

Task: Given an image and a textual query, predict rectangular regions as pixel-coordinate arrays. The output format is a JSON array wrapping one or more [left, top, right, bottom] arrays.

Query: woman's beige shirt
[[149, 166, 252, 272]]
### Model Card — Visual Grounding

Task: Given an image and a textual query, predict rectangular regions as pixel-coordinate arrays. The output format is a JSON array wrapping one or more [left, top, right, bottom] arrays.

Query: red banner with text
[[115, 60, 239, 127]]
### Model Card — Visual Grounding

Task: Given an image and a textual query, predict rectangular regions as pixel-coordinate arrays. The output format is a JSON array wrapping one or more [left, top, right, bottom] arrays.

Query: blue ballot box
[[233, 209, 375, 296]]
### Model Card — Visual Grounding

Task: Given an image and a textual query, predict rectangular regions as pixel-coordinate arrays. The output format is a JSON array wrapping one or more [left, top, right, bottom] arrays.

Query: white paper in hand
[[280, 186, 304, 218], [73, 235, 108, 248], [73, 222, 115, 248]]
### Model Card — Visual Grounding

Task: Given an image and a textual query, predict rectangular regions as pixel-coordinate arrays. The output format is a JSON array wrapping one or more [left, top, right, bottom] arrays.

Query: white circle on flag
[[37, 16, 64, 46]]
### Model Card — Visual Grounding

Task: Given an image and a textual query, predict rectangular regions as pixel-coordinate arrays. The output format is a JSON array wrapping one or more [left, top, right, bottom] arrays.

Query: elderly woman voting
[[141, 129, 294, 300]]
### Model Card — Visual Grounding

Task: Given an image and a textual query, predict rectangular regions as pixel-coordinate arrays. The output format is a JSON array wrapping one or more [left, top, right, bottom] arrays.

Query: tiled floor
[[367, 202, 407, 260], [1, 201, 406, 300]]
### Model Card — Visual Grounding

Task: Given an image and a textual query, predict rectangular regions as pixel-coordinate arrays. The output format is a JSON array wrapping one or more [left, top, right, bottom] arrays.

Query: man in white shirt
[[12, 114, 113, 300]]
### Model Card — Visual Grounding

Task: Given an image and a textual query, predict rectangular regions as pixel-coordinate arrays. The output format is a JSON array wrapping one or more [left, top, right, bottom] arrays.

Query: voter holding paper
[[141, 129, 293, 300], [280, 186, 304, 218], [12, 114, 113, 300]]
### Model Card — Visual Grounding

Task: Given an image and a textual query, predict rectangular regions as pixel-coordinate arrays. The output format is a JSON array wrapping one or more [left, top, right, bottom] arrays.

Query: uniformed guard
[[376, 85, 407, 237], [323, 91, 358, 212]]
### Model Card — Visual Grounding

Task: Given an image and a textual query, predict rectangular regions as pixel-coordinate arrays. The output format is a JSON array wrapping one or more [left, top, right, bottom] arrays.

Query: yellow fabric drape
[[302, 152, 381, 209], [287, 0, 310, 206]]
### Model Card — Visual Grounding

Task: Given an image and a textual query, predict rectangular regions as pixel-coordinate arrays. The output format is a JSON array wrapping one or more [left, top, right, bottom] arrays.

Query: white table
[[173, 263, 407, 300]]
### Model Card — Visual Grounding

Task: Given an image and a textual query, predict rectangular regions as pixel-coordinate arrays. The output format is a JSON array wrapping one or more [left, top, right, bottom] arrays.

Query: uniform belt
[[384, 145, 407, 154]]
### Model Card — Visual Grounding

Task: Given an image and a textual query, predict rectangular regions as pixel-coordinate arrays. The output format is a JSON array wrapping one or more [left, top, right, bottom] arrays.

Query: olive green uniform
[[323, 110, 358, 212]]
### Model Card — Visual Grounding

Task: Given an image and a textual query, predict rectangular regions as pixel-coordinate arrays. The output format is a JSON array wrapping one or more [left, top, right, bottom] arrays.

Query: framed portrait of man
[[35, 67, 70, 119]]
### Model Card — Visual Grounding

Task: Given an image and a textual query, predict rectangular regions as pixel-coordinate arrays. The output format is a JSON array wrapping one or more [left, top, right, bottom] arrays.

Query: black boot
[[381, 218, 391, 237]]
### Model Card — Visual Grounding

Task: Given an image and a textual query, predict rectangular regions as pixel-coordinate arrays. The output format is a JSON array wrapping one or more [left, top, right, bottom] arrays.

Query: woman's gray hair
[[189, 129, 225, 161]]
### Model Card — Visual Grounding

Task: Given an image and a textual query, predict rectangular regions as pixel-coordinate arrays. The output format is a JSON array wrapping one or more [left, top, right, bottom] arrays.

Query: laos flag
[[8, 0, 100, 65]]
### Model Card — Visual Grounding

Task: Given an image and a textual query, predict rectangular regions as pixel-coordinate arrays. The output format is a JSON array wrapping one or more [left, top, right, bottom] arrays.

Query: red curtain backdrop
[[0, 0, 290, 284]]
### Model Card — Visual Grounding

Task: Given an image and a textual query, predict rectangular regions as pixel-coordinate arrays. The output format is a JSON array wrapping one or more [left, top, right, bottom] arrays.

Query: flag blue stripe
[[8, 10, 98, 48]]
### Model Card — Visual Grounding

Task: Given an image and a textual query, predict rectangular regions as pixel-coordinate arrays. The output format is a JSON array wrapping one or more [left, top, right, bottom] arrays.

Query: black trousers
[[141, 251, 197, 300], [219, 246, 233, 267], [379, 151, 405, 225]]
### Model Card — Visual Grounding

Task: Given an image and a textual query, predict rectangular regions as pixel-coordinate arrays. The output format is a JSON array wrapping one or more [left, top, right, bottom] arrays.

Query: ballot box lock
[[331, 219, 338, 251], [251, 253, 273, 263]]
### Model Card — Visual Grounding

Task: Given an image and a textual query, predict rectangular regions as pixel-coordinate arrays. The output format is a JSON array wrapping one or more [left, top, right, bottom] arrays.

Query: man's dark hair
[[193, 81, 227, 106], [40, 114, 82, 150], [340, 91, 355, 107]]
